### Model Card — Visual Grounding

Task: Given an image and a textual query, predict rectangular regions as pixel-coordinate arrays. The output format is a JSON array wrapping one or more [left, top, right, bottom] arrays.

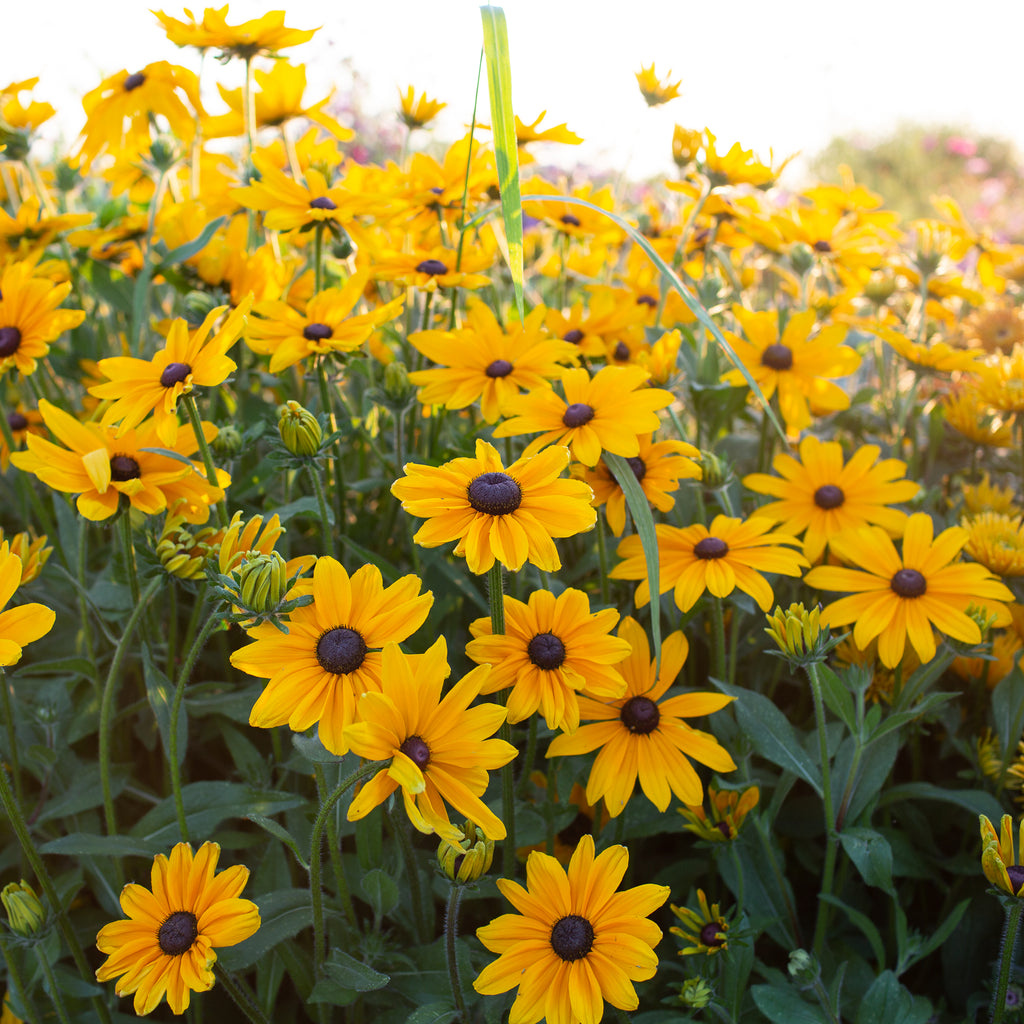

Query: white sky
[[8, 1, 1024, 182]]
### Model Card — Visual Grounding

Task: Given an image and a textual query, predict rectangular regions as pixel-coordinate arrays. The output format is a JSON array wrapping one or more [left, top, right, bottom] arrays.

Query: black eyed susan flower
[[0, 404, 43, 472], [95, 842, 260, 1016], [743, 435, 919, 563], [670, 890, 729, 956], [0, 528, 51, 585], [0, 543, 55, 667], [634, 63, 682, 106], [611, 516, 808, 613], [466, 588, 630, 734], [0, 261, 86, 377], [805, 512, 1015, 668], [474, 834, 669, 1024], [89, 298, 251, 446], [679, 780, 760, 843], [515, 111, 582, 151], [962, 473, 1020, 517], [941, 385, 1014, 447], [345, 638, 517, 842], [981, 814, 1024, 897], [398, 86, 447, 130], [229, 556, 432, 755], [177, 8, 319, 59], [546, 617, 735, 815], [962, 512, 1024, 576], [371, 242, 492, 293], [390, 439, 596, 575], [493, 365, 675, 467]]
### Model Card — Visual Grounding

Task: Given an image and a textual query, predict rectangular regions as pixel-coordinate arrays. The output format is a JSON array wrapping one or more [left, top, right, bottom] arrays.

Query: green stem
[[181, 393, 228, 527], [807, 661, 837, 960], [314, 763, 356, 928], [118, 509, 141, 610], [388, 803, 429, 945], [596, 511, 610, 605], [0, 669, 22, 808], [445, 885, 468, 1022], [100, 578, 162, 840], [37, 946, 73, 1024], [489, 563, 517, 875], [169, 612, 223, 842], [0, 759, 113, 1024], [213, 963, 272, 1024], [310, 761, 382, 974], [516, 716, 538, 800], [709, 598, 727, 681], [307, 463, 336, 559], [1, 934, 41, 1024], [992, 899, 1024, 1024], [77, 516, 98, 689], [313, 223, 325, 293], [728, 841, 746, 914]]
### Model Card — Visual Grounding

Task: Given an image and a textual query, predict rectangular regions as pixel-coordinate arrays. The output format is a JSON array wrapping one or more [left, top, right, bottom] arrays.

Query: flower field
[[4, 6, 1024, 1023]]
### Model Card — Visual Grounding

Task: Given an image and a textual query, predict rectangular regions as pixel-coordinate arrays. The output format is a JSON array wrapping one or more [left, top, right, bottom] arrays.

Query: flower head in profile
[[90, 298, 251, 445], [670, 890, 728, 956], [467, 588, 630, 734], [546, 617, 735, 816], [963, 512, 1024, 576], [679, 781, 760, 843], [95, 841, 260, 1015], [345, 637, 517, 842], [611, 516, 808, 613], [515, 111, 582, 149], [474, 834, 670, 1024], [391, 439, 596, 575], [942, 385, 1013, 447], [962, 473, 1019, 517], [230, 557, 432, 754], [635, 63, 682, 106], [493, 365, 675, 467], [398, 86, 446, 130], [0, 543, 55, 666], [981, 814, 1024, 897], [805, 512, 1015, 668], [173, 7, 319, 59]]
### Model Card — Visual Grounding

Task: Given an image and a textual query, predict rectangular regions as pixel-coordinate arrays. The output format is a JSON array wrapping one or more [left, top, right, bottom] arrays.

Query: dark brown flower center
[[527, 631, 566, 670], [620, 695, 660, 734], [467, 472, 522, 515], [716, 821, 733, 839], [123, 72, 146, 92], [157, 911, 198, 956], [559, 214, 582, 228], [550, 914, 594, 961], [109, 455, 141, 481], [562, 402, 594, 428], [316, 626, 368, 675], [303, 322, 333, 341], [636, 294, 657, 307], [813, 239, 833, 253], [613, 341, 630, 361], [761, 344, 793, 370], [309, 196, 337, 211], [563, 329, 584, 345], [625, 456, 646, 482], [1008, 865, 1024, 895], [7, 411, 28, 431], [890, 568, 927, 598], [399, 735, 430, 770], [416, 259, 448, 276], [694, 536, 728, 559], [485, 359, 514, 378], [0, 327, 22, 357], [159, 362, 191, 388], [813, 484, 844, 510], [699, 922, 725, 947]]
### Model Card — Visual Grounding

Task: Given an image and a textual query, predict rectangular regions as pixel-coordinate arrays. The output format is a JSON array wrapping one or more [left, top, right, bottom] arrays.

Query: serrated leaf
[[854, 971, 932, 1024]]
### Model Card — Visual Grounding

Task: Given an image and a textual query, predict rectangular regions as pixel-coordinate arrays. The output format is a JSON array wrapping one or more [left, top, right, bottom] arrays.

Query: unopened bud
[[383, 361, 413, 404], [863, 272, 896, 306], [678, 977, 713, 1009], [437, 821, 494, 884], [182, 290, 221, 327], [211, 424, 244, 458], [787, 948, 818, 986], [148, 136, 179, 173], [236, 551, 287, 614], [278, 401, 323, 457], [789, 242, 815, 277], [699, 450, 730, 490], [2, 880, 45, 937]]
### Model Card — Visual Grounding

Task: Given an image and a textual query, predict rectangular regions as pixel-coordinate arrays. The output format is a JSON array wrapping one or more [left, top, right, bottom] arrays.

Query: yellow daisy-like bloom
[[0, 261, 86, 377], [10, 401, 226, 523], [182, 8, 318, 59], [466, 589, 630, 734], [869, 322, 981, 375], [90, 298, 251, 446], [95, 842, 260, 1016], [670, 890, 728, 956], [953, 629, 1022, 690], [474, 834, 670, 1024], [721, 306, 860, 434], [391, 439, 596, 575], [975, 346, 1024, 414], [0, 405, 44, 472], [370, 243, 491, 293], [962, 473, 1019, 516], [963, 306, 1024, 353], [345, 637, 516, 841], [635, 63, 682, 106], [229, 556, 432, 755], [679, 780, 760, 843], [546, 617, 735, 815], [245, 273, 403, 373], [962, 512, 1024, 576], [611, 516, 808, 613], [805, 513, 1015, 668], [743, 436, 919, 563], [515, 111, 582, 149], [398, 86, 446, 129], [582, 434, 701, 537], [0, 544, 55, 666], [409, 303, 576, 423], [0, 529, 50, 585], [494, 365, 674, 467], [941, 386, 1014, 447], [980, 814, 1024, 897]]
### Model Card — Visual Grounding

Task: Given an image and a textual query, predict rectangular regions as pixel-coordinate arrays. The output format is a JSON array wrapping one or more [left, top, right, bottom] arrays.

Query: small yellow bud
[[278, 401, 323, 457], [765, 603, 826, 664], [1, 880, 45, 937], [672, 126, 702, 168], [437, 821, 494, 884], [679, 977, 713, 1009], [235, 551, 288, 615]]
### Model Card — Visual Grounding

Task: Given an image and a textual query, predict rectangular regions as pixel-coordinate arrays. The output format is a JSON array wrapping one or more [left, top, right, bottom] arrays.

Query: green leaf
[[36, 767, 128, 825], [480, 5, 524, 320], [247, 813, 309, 870], [854, 971, 932, 1024], [39, 834, 160, 858], [865, 691, 957, 743], [605, 452, 661, 665], [322, 949, 390, 992], [361, 868, 400, 919], [993, 663, 1024, 776], [840, 826, 895, 895], [877, 782, 1004, 822], [155, 216, 226, 268], [406, 1003, 457, 1024], [817, 663, 857, 734], [292, 734, 351, 764], [819, 893, 886, 969], [274, 495, 333, 525], [905, 897, 970, 969], [218, 889, 312, 971], [711, 677, 822, 795], [141, 643, 186, 767], [15, 656, 96, 679], [751, 984, 827, 1024]]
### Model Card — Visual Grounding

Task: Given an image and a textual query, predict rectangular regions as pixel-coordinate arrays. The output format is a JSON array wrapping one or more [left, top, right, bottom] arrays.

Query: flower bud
[[789, 242, 815, 277], [212, 424, 244, 458], [678, 977, 713, 1009], [437, 821, 494, 884], [698, 450, 730, 490], [183, 290, 222, 327], [672, 126, 702, 168], [236, 551, 288, 615], [148, 135, 180, 173], [765, 603, 824, 662], [383, 361, 413, 404], [787, 948, 819, 985], [1, 880, 45, 937], [278, 401, 323, 457], [863, 271, 896, 306]]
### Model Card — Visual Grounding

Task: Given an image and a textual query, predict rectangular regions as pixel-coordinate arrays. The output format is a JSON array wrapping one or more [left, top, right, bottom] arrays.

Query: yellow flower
[[962, 473, 1020, 517], [474, 835, 669, 1024], [391, 439, 596, 575], [95, 842, 260, 1015], [398, 86, 446, 130], [370, 242, 492, 293], [975, 346, 1024, 414], [515, 111, 582, 148], [980, 814, 1024, 897], [635, 63, 682, 106], [869, 322, 982, 374], [181, 7, 319, 60], [962, 512, 1024, 576], [345, 637, 517, 842], [805, 513, 1015, 668], [670, 890, 728, 956], [0, 543, 55, 666], [0, 406, 44, 472], [942, 385, 1014, 447], [0, 528, 50, 584], [679, 780, 760, 842], [672, 126, 702, 167], [963, 306, 1024, 353]]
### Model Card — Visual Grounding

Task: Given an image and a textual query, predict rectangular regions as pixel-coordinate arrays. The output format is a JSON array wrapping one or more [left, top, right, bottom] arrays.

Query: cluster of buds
[[278, 400, 324, 458], [437, 821, 494, 885], [764, 603, 841, 667]]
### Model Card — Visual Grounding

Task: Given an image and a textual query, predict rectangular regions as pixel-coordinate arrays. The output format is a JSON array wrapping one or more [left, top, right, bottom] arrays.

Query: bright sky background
[[9, 0, 1024, 183]]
